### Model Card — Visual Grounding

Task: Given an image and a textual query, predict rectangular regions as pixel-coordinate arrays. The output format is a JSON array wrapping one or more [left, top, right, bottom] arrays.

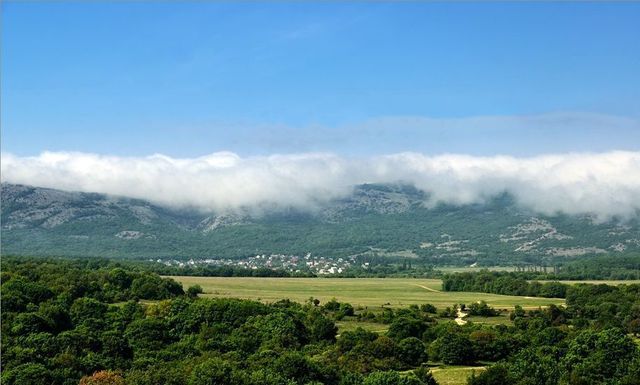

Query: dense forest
[[2, 258, 640, 385]]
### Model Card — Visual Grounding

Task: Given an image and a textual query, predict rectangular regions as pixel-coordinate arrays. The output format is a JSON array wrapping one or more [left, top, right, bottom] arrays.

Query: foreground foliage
[[2, 258, 640, 385]]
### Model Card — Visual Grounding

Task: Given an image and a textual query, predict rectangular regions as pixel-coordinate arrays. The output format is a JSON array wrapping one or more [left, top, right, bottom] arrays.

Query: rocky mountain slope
[[1, 182, 639, 263]]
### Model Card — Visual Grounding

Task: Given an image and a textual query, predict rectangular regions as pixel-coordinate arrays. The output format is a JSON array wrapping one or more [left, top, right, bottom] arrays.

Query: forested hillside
[[2, 183, 639, 264]]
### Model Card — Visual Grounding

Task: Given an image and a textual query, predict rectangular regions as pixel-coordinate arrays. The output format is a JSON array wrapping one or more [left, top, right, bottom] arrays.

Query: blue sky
[[2, 2, 639, 157]]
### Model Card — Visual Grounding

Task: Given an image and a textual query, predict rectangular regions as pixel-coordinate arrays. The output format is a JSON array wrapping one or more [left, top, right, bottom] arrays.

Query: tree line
[[442, 271, 569, 298]]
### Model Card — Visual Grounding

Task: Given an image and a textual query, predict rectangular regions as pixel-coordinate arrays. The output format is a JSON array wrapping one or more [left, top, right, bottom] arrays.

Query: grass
[[466, 314, 513, 326], [430, 366, 485, 385], [168, 277, 564, 310], [334, 319, 389, 334]]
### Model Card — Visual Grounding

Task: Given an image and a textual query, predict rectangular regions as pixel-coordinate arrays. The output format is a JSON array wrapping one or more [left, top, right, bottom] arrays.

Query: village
[[155, 253, 364, 275]]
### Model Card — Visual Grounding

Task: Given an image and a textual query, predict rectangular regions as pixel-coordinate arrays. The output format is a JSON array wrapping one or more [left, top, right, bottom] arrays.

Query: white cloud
[[2, 150, 640, 219]]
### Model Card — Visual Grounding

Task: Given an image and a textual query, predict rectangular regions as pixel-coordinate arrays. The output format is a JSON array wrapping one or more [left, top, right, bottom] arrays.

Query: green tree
[[247, 369, 296, 385], [187, 284, 204, 298], [271, 351, 322, 384], [363, 371, 422, 385], [387, 316, 425, 340], [561, 328, 639, 384], [396, 337, 427, 367], [432, 332, 473, 365], [509, 347, 560, 385], [306, 310, 338, 342], [124, 318, 172, 352], [188, 358, 239, 385], [1, 363, 53, 385], [38, 302, 72, 333], [70, 297, 108, 326], [467, 301, 498, 317], [9, 312, 51, 335], [107, 268, 132, 289], [337, 327, 378, 353], [340, 372, 364, 385], [468, 364, 512, 385]]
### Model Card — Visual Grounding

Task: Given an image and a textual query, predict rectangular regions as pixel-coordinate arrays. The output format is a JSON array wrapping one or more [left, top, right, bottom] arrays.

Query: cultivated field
[[168, 277, 565, 310]]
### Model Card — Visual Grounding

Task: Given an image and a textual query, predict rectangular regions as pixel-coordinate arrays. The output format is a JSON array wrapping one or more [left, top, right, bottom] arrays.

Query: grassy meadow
[[167, 276, 564, 310], [430, 366, 486, 385], [334, 320, 390, 334]]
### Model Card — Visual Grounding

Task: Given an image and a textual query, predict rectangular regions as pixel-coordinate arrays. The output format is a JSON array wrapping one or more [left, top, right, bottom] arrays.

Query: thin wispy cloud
[[213, 112, 640, 156], [2, 150, 639, 220]]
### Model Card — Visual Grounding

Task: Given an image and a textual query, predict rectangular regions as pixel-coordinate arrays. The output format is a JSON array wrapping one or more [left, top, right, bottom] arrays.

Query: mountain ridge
[[1, 182, 639, 263]]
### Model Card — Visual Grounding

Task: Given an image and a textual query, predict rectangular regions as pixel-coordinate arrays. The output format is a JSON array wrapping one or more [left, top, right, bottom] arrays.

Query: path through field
[[455, 309, 468, 325], [413, 284, 441, 293]]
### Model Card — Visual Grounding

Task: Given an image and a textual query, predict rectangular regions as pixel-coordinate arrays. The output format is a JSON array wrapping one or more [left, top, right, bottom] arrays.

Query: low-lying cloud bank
[[2, 151, 640, 219]]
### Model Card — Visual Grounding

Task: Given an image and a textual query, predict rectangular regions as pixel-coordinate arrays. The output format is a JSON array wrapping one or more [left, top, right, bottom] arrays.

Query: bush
[[413, 365, 438, 385], [467, 301, 498, 317], [324, 299, 341, 312], [420, 304, 437, 314], [187, 284, 204, 298], [339, 303, 355, 317]]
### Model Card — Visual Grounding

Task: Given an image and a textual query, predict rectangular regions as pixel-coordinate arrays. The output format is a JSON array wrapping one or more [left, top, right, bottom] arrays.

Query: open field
[[168, 277, 564, 310], [430, 366, 486, 385], [335, 314, 512, 335]]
